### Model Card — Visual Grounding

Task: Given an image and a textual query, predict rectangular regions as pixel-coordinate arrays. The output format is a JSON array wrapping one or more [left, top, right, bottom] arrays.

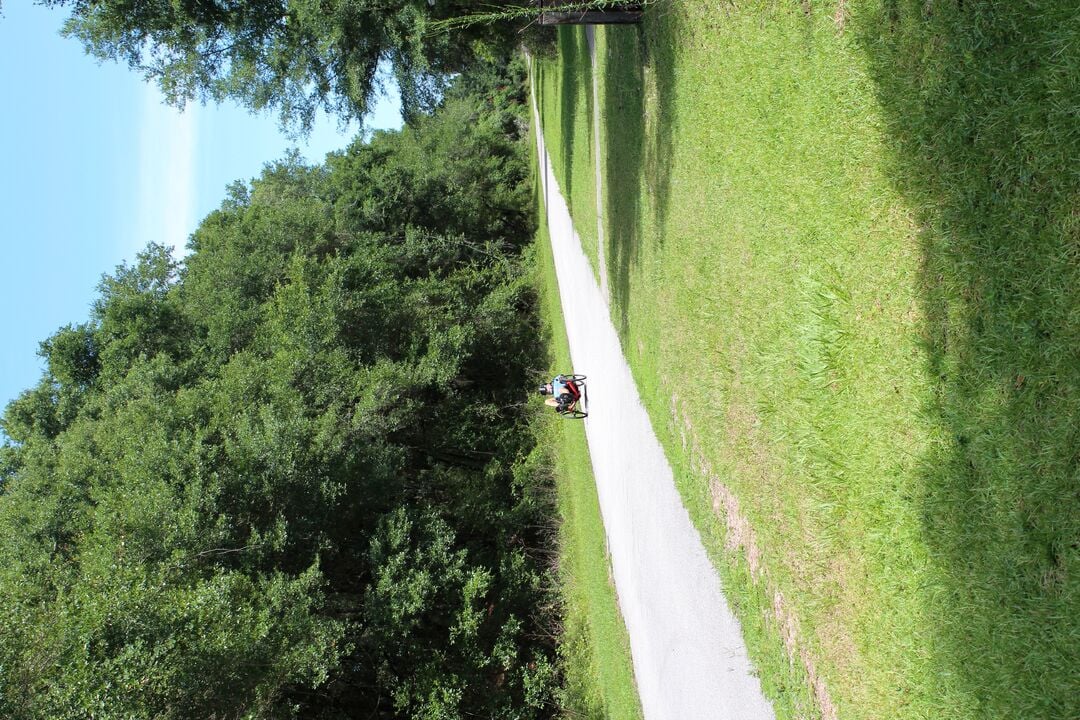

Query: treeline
[[0, 59, 562, 718], [39, 0, 551, 131]]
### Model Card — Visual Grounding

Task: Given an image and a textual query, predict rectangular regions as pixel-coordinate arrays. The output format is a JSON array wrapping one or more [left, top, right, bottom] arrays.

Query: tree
[[39, 323, 99, 389], [0, 63, 560, 717], [38, 0, 535, 132]]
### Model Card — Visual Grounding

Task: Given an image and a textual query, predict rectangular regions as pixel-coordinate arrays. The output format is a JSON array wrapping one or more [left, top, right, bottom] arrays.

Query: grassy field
[[531, 141, 644, 720], [532, 1, 1080, 719], [535, 28, 603, 281]]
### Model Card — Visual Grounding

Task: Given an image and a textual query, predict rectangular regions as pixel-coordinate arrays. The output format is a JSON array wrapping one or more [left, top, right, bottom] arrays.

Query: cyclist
[[538, 374, 578, 412]]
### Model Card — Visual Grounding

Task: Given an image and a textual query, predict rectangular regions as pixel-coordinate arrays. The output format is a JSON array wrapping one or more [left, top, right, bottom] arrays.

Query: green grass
[[534, 28, 602, 282], [531, 128, 644, 720], [532, 2, 1080, 719]]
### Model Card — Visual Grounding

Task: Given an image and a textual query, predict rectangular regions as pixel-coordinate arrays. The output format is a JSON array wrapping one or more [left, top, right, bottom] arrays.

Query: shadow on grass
[[599, 10, 680, 337], [642, 5, 679, 235], [600, 26, 647, 337], [556, 26, 594, 204], [861, 1, 1080, 716]]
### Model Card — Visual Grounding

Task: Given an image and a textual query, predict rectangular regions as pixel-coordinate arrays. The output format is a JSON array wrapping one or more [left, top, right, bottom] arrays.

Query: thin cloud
[[137, 87, 198, 258]]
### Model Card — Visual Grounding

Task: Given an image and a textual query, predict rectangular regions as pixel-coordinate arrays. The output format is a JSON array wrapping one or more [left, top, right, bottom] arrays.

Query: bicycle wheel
[[566, 374, 587, 382]]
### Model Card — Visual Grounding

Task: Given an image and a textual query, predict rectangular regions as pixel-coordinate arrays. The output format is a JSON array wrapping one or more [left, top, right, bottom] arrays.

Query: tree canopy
[[0, 60, 561, 718], [37, 0, 538, 132]]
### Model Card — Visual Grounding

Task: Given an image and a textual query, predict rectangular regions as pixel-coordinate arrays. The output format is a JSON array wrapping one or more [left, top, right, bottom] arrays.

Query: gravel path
[[532, 87, 775, 720]]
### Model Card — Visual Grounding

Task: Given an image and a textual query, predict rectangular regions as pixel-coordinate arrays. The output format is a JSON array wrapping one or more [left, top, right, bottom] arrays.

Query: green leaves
[[1, 64, 557, 717], [39, 323, 100, 389], [45, 0, 536, 134]]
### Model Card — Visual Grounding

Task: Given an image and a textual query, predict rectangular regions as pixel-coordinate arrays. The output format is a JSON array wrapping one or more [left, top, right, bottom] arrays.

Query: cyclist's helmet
[[538, 384, 551, 395]]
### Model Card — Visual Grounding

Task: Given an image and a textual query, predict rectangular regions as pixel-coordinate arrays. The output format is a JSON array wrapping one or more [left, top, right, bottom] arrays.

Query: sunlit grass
[[532, 2, 1080, 718]]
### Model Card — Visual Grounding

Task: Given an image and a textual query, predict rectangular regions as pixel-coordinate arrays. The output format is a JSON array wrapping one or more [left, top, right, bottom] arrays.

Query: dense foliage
[[0, 61, 560, 718], [37, 0, 545, 131]]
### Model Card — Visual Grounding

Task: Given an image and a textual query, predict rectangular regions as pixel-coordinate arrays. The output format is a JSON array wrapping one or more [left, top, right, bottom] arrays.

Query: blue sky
[[0, 3, 402, 416]]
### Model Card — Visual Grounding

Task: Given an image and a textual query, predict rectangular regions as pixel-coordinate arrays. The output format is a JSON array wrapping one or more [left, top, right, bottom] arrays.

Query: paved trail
[[532, 78, 775, 720]]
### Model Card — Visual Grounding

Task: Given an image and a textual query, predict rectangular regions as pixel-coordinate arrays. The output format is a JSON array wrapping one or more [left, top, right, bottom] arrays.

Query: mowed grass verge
[[533, 2, 1080, 720], [534, 27, 602, 282], [531, 136, 643, 720]]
